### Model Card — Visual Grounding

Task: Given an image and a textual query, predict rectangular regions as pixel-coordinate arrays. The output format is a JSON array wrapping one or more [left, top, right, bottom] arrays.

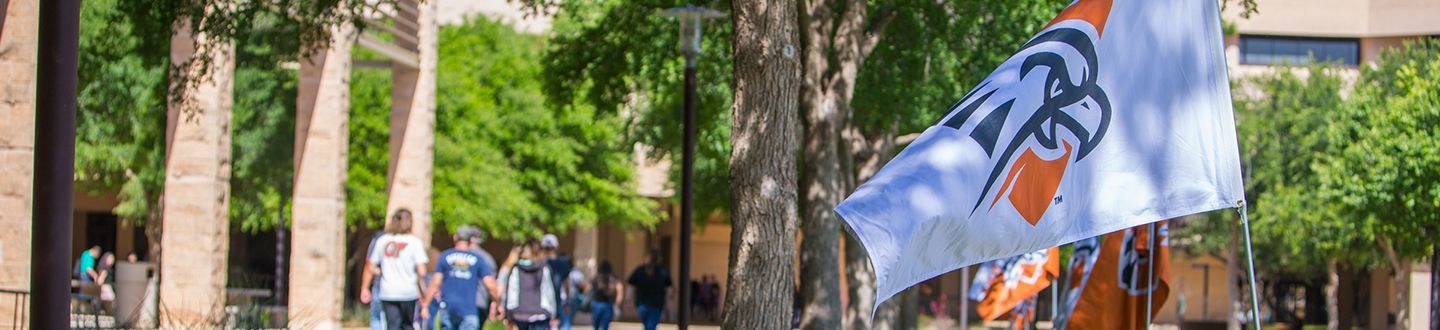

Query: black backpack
[[591, 275, 617, 303]]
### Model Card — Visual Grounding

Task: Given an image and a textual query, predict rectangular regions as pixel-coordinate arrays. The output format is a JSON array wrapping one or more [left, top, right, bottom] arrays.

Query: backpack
[[504, 261, 556, 322], [591, 275, 617, 303]]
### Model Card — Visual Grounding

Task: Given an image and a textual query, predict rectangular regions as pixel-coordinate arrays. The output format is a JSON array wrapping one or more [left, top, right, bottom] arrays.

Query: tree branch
[[859, 5, 897, 60]]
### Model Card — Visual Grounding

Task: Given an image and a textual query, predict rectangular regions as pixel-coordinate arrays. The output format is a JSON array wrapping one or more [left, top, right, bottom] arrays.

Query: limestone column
[[159, 20, 235, 326], [386, 0, 438, 242], [572, 227, 600, 274], [0, 0, 37, 325], [288, 23, 354, 330]]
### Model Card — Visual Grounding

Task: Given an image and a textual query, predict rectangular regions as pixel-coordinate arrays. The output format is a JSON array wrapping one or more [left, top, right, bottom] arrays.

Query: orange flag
[[1056, 221, 1171, 330], [969, 247, 1060, 322]]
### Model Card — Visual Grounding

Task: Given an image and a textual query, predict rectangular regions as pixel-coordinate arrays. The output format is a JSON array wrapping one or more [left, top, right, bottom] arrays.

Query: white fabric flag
[[836, 0, 1244, 310]]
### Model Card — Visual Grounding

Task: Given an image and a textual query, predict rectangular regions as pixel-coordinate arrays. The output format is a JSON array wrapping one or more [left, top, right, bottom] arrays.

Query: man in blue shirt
[[422, 226, 500, 330]]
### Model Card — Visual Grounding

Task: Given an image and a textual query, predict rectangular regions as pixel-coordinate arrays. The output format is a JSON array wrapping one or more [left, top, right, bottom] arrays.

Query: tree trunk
[[844, 124, 897, 329], [722, 1, 802, 329], [1227, 219, 1244, 330], [897, 286, 919, 330], [799, 90, 843, 330], [873, 292, 904, 330], [1378, 236, 1409, 330], [844, 233, 876, 329], [1327, 261, 1340, 330], [797, 0, 893, 327]]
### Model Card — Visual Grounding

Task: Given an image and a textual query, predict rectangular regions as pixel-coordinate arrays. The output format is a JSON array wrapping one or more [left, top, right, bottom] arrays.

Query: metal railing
[[0, 288, 28, 330]]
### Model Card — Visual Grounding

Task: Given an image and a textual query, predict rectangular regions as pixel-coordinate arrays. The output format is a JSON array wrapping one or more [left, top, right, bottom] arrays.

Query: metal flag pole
[[960, 266, 970, 329], [1237, 202, 1263, 330], [1144, 222, 1156, 330]]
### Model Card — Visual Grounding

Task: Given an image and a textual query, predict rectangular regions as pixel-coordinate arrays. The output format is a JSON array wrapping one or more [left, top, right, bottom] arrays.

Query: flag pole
[[960, 266, 970, 329], [1145, 222, 1156, 329], [1237, 202, 1263, 330]]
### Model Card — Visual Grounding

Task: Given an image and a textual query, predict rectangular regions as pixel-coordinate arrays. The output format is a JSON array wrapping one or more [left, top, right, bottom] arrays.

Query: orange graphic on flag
[[1062, 221, 1171, 330], [1046, 0, 1114, 37], [975, 247, 1060, 322]]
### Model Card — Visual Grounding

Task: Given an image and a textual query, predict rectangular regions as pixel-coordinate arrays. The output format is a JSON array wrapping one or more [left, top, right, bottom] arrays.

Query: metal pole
[[32, 0, 81, 328], [1052, 257, 1059, 322], [960, 266, 970, 329], [275, 192, 288, 305], [1238, 203, 1263, 330], [1430, 243, 1436, 330], [678, 55, 697, 330], [1145, 223, 1156, 329], [1196, 263, 1210, 319]]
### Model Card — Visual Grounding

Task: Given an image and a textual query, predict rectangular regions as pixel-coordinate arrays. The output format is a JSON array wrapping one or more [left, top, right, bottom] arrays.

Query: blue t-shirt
[[435, 249, 493, 315]]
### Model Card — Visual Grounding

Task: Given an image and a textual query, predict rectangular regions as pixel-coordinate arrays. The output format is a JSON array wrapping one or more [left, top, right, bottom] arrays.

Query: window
[[1240, 35, 1359, 66]]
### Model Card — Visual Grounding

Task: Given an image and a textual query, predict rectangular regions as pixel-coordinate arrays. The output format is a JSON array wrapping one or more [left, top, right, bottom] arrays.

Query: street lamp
[[658, 5, 723, 330]]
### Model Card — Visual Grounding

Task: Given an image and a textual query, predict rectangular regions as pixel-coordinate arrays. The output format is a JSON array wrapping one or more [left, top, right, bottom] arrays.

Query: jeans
[[636, 304, 662, 330], [382, 300, 418, 330], [557, 307, 573, 330], [370, 286, 385, 330], [439, 310, 480, 330], [589, 302, 614, 330]]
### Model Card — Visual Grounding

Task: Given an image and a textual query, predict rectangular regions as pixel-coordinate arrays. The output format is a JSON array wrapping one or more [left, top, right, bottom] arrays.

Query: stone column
[[571, 227, 600, 274], [159, 20, 235, 327], [0, 0, 37, 325], [288, 23, 354, 330], [386, 0, 438, 242]]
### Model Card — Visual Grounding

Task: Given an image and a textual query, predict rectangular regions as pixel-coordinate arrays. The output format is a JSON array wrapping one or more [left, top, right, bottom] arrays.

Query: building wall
[[1157, 254, 1231, 323], [1223, 0, 1440, 38]]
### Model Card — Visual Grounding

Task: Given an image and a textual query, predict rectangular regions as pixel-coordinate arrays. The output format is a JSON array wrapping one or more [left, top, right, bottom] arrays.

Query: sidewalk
[[343, 322, 722, 330]]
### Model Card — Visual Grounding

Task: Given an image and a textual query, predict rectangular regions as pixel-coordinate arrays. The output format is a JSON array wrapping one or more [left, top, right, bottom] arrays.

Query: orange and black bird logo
[[941, 0, 1114, 226]]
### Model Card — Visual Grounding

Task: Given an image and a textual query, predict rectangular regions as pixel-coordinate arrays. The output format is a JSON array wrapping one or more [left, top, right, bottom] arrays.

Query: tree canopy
[[345, 16, 662, 239], [1177, 40, 1440, 278]]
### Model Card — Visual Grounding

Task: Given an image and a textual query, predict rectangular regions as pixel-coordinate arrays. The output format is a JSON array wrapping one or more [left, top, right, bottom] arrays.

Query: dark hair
[[99, 252, 115, 269], [386, 208, 414, 234], [598, 260, 614, 276]]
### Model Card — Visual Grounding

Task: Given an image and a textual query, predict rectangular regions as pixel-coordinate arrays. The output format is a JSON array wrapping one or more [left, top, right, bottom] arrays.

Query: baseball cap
[[455, 225, 483, 242], [540, 234, 560, 249]]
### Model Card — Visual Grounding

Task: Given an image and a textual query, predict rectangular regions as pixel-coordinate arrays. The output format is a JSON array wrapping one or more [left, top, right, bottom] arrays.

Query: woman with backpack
[[583, 261, 624, 330], [502, 241, 557, 330]]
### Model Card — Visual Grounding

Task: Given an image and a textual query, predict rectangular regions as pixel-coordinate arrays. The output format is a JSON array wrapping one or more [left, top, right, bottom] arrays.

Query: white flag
[[836, 0, 1243, 310]]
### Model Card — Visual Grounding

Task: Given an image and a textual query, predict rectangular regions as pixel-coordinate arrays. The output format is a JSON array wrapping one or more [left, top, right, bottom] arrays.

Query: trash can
[[114, 261, 155, 327]]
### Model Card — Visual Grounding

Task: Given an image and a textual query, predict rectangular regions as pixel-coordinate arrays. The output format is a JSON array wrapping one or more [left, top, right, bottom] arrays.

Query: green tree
[[345, 16, 661, 239], [1314, 39, 1440, 327], [230, 13, 301, 232], [542, 0, 735, 219], [75, 0, 169, 234]]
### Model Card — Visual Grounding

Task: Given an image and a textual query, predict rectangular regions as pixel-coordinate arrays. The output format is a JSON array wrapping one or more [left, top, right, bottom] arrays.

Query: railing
[[0, 288, 28, 330]]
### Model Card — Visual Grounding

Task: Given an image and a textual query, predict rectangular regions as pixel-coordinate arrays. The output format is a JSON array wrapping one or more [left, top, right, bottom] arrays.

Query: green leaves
[[543, 0, 734, 220], [422, 16, 658, 240], [1179, 40, 1440, 275], [1312, 39, 1440, 262]]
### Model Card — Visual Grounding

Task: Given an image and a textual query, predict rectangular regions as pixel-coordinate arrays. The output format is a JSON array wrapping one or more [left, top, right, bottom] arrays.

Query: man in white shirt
[[360, 208, 430, 330]]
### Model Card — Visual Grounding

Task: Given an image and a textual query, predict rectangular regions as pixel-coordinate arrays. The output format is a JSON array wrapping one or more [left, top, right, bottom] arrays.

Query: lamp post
[[34, 0, 81, 328], [659, 5, 723, 329]]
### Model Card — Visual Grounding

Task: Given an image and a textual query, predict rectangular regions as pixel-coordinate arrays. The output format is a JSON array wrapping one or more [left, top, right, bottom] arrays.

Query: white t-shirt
[[368, 233, 429, 301]]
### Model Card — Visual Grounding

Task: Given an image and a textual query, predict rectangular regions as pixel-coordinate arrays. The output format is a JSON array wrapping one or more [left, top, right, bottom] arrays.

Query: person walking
[[540, 234, 575, 330], [464, 232, 499, 326], [584, 261, 624, 330], [421, 226, 499, 330], [364, 230, 388, 330], [503, 241, 557, 330], [361, 209, 430, 330], [626, 250, 670, 330]]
